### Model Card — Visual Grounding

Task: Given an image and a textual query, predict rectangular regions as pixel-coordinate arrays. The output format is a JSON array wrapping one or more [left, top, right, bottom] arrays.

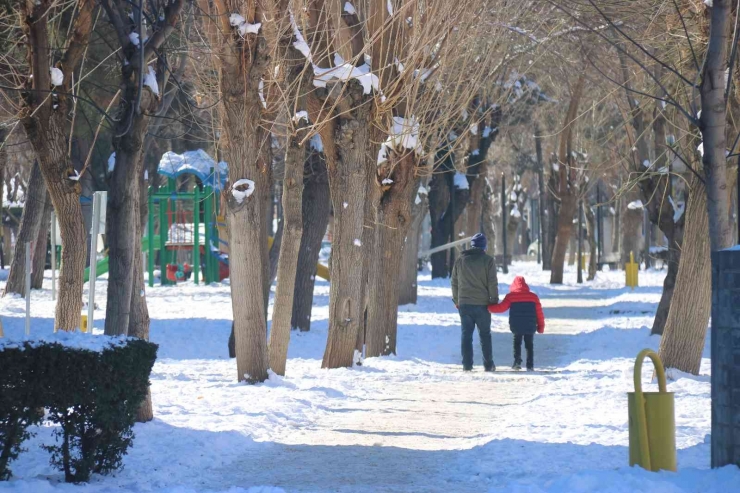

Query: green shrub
[[0, 335, 157, 483]]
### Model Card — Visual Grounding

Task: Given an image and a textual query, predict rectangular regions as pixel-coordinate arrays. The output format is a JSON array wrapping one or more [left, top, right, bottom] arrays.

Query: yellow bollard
[[80, 314, 88, 333], [625, 251, 639, 289], [628, 349, 676, 472]]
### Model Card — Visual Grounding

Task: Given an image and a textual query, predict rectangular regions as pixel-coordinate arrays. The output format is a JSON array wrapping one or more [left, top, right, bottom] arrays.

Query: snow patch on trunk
[[231, 178, 256, 204], [454, 172, 469, 190], [50, 67, 63, 86], [144, 66, 159, 97]]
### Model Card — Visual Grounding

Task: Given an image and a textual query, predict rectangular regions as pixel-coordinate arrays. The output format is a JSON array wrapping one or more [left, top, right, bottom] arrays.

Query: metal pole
[[194, 186, 200, 284], [25, 242, 30, 336], [88, 192, 100, 334], [577, 200, 583, 284], [148, 194, 155, 287], [501, 173, 508, 274], [51, 211, 57, 301]]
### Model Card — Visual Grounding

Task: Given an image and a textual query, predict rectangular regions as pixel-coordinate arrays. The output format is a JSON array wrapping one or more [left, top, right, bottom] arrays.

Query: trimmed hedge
[[0, 335, 157, 482]]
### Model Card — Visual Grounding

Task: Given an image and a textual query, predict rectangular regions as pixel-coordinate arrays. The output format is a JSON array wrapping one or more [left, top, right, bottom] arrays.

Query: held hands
[[487, 304, 496, 313]]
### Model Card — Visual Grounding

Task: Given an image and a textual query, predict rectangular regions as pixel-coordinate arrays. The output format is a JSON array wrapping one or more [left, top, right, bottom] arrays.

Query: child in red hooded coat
[[488, 276, 545, 371]]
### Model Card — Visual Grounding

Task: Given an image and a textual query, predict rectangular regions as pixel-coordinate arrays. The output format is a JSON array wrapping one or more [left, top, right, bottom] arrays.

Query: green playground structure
[[83, 235, 160, 282]]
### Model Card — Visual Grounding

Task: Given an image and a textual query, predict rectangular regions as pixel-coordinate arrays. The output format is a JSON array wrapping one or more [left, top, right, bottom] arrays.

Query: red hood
[[510, 276, 530, 293]]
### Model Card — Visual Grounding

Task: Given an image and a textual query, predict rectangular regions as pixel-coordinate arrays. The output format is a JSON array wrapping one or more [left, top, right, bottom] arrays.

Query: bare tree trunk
[[620, 195, 643, 265], [585, 202, 597, 281], [0, 128, 6, 269], [366, 153, 418, 358], [291, 150, 330, 332], [550, 199, 576, 284], [567, 230, 576, 266], [651, 242, 680, 336], [105, 105, 153, 336], [4, 162, 47, 296], [223, 96, 271, 383], [322, 93, 371, 369], [268, 135, 305, 376], [658, 178, 710, 374], [700, 0, 732, 252], [465, 174, 484, 237], [31, 192, 52, 289], [428, 172, 450, 277], [481, 180, 497, 257], [21, 0, 93, 332], [129, 168, 152, 422], [550, 75, 585, 284], [535, 127, 550, 271], [398, 192, 426, 306], [268, 211, 284, 285]]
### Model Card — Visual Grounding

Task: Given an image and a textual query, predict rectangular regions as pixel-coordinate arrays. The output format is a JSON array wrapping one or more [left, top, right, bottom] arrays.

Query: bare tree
[[101, 0, 185, 336], [3, 161, 46, 296], [550, 74, 585, 284], [18, 0, 95, 330]]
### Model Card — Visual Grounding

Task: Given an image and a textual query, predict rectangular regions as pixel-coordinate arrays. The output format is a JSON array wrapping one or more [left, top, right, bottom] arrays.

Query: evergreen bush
[[0, 335, 157, 482]]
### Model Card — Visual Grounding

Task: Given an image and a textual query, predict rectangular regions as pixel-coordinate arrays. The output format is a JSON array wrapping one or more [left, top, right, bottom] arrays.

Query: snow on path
[[0, 262, 737, 492]]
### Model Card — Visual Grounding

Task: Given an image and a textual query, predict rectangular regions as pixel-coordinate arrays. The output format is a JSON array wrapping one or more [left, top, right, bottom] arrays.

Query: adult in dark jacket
[[489, 276, 545, 371], [451, 233, 498, 371]]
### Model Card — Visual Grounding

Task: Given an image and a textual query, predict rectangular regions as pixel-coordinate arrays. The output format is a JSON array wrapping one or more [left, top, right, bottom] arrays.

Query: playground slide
[[83, 236, 159, 282]]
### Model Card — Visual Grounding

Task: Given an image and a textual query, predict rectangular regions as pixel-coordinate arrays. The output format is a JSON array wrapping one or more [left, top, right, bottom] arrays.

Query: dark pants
[[459, 305, 494, 370], [513, 334, 534, 369]]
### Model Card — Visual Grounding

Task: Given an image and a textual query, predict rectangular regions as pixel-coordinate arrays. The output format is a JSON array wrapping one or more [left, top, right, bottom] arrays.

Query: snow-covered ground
[[0, 262, 737, 492]]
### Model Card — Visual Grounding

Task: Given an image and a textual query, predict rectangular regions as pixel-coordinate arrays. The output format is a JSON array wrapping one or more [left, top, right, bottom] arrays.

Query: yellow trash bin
[[81, 314, 88, 333], [627, 349, 676, 472], [625, 251, 639, 289]]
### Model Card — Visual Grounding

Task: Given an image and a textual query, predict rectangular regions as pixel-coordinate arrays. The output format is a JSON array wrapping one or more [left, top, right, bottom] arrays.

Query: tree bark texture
[[130, 170, 153, 422], [700, 0, 732, 252], [481, 180, 497, 258], [291, 150, 330, 332], [584, 203, 597, 281], [535, 127, 550, 271], [366, 152, 419, 358], [550, 75, 585, 284], [21, 0, 95, 331], [5, 162, 47, 297], [31, 192, 53, 289], [620, 194, 643, 265], [268, 135, 305, 376], [269, 210, 284, 286], [658, 178, 710, 375], [428, 172, 450, 277], [0, 128, 6, 269], [322, 90, 372, 369], [105, 108, 152, 336], [398, 189, 426, 306]]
